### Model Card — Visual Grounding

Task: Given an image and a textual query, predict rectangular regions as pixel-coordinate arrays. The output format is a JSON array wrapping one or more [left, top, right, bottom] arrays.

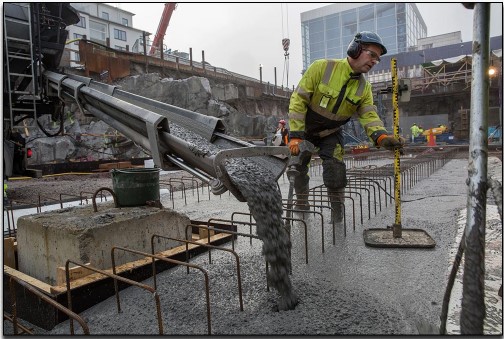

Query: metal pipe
[[461, 3, 490, 335]]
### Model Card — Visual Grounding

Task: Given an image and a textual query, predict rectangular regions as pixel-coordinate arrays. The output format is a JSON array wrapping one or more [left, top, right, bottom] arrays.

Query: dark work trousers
[[294, 131, 346, 221]]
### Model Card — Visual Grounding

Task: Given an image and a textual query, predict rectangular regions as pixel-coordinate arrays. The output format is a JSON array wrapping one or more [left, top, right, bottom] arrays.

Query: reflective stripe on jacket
[[288, 58, 387, 145]]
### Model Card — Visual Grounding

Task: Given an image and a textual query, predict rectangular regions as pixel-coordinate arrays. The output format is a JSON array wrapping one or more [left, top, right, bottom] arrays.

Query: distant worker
[[288, 31, 404, 222], [418, 125, 424, 135], [3, 182, 8, 205], [410, 123, 421, 143], [438, 124, 447, 133], [272, 119, 290, 146]]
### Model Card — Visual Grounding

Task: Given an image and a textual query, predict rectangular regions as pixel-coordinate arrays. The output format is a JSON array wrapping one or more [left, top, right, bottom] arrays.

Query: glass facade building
[[301, 3, 427, 71]]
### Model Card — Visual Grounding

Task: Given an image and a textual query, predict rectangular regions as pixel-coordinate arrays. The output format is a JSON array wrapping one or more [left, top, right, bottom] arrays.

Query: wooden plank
[[56, 263, 92, 286], [50, 233, 232, 294], [199, 228, 215, 239], [4, 266, 53, 294], [3, 237, 16, 269], [98, 161, 132, 170]]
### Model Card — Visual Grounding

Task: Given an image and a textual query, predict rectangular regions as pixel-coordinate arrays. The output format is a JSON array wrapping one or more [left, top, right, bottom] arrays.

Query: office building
[[300, 3, 427, 71]]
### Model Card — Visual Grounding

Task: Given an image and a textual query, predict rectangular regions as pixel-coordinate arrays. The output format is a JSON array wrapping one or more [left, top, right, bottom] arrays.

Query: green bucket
[[111, 168, 161, 207]]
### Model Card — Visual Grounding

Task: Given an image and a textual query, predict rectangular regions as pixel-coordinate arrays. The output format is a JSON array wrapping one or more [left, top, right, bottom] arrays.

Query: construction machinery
[[3, 3, 80, 178], [3, 3, 289, 201], [149, 3, 177, 56]]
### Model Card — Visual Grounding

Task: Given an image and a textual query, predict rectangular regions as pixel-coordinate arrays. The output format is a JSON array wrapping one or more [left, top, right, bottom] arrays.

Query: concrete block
[[16, 202, 191, 286]]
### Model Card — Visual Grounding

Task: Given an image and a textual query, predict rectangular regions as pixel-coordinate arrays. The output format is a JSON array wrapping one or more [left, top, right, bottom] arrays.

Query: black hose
[[439, 232, 465, 334], [439, 176, 502, 334]]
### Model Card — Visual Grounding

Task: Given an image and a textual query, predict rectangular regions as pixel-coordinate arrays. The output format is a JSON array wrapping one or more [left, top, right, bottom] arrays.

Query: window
[[326, 28, 340, 42], [309, 19, 324, 33], [115, 45, 126, 51], [325, 14, 339, 30], [72, 51, 80, 62], [310, 41, 325, 53], [342, 23, 357, 38], [358, 5, 374, 22], [378, 26, 396, 38], [122, 18, 128, 26], [75, 16, 86, 28], [359, 19, 374, 32], [376, 3, 395, 17], [102, 12, 109, 20], [327, 46, 342, 59], [89, 20, 107, 44], [114, 29, 127, 41], [341, 10, 357, 26], [73, 33, 84, 45], [326, 37, 340, 48], [310, 50, 325, 61], [309, 31, 324, 43]]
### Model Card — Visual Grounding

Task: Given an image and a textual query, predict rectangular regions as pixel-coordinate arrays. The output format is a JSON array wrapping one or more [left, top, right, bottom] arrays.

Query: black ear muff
[[347, 33, 362, 59]]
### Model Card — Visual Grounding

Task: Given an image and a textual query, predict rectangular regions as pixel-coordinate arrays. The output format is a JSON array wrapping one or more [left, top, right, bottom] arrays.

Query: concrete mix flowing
[[225, 158, 299, 311], [170, 123, 298, 310]]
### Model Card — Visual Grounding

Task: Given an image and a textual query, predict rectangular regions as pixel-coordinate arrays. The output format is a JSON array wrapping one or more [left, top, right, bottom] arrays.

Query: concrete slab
[[16, 202, 191, 285]]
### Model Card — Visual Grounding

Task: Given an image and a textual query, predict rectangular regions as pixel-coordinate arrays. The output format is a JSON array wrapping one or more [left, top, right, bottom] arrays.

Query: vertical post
[[142, 31, 148, 73], [274, 67, 277, 88], [202, 50, 206, 72], [259, 64, 263, 84], [461, 3, 490, 335], [189, 47, 193, 67]]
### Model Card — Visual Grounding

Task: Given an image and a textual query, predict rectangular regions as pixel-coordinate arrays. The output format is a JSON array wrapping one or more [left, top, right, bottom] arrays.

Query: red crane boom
[[149, 3, 177, 56]]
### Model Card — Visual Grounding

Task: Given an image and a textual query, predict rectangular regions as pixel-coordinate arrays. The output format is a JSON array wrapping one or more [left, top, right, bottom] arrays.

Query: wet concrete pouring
[[4, 145, 502, 335]]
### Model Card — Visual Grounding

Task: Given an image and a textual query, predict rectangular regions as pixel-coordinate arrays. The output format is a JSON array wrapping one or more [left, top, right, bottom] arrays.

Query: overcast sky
[[111, 2, 503, 87]]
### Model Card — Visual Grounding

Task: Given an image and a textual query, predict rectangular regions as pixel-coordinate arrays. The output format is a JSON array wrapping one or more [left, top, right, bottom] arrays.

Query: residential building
[[66, 3, 149, 67], [300, 3, 427, 71]]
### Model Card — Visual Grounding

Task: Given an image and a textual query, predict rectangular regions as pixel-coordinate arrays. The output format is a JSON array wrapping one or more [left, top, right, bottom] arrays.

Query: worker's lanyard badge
[[319, 96, 330, 109], [320, 77, 353, 113]]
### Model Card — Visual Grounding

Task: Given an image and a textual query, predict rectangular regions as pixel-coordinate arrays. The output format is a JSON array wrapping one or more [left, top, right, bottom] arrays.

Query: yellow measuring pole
[[391, 58, 402, 238], [362, 58, 435, 248]]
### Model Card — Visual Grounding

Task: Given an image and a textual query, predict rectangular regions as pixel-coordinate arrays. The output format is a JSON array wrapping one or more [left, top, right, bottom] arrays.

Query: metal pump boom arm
[[149, 3, 177, 56]]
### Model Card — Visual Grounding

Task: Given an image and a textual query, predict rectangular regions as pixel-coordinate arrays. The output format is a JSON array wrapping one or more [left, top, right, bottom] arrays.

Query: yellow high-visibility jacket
[[410, 125, 420, 137], [288, 58, 387, 145]]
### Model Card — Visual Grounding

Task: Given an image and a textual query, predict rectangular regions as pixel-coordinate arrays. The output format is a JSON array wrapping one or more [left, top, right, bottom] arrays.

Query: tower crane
[[149, 3, 177, 56]]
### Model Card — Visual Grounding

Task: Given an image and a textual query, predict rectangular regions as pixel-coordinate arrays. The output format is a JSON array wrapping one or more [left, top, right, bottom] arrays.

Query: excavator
[[2, 3, 289, 202]]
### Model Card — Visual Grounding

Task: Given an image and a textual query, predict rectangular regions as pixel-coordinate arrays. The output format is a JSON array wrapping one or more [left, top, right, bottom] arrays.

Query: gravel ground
[[3, 154, 502, 336]]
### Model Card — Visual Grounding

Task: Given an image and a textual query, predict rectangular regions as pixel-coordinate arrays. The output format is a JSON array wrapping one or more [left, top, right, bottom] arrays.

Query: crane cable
[[281, 3, 290, 89]]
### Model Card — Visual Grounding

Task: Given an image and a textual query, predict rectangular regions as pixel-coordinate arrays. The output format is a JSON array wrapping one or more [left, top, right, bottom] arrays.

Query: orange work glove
[[377, 135, 405, 154], [288, 138, 302, 156]]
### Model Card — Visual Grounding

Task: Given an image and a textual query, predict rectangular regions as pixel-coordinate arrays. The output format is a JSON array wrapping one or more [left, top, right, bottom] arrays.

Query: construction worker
[[288, 31, 403, 222], [272, 119, 290, 146], [410, 123, 420, 143]]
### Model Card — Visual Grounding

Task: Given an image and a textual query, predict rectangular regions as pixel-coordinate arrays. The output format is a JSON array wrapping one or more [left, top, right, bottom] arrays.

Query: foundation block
[[16, 202, 191, 285]]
